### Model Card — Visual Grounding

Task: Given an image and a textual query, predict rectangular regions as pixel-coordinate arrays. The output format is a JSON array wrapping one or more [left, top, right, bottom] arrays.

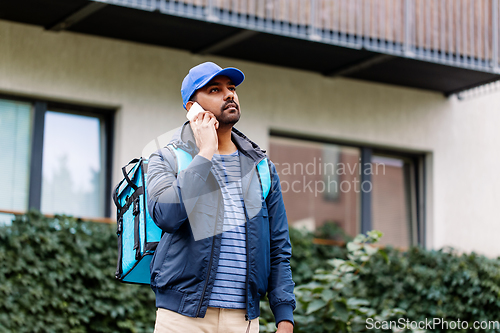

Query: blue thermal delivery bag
[[113, 146, 197, 285], [113, 157, 161, 284], [113, 145, 271, 285]]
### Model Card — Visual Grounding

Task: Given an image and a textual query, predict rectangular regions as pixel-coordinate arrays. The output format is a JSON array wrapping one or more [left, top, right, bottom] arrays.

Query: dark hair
[[188, 92, 198, 103]]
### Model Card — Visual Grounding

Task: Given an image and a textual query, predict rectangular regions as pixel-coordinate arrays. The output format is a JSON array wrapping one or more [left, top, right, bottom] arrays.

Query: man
[[146, 62, 295, 333]]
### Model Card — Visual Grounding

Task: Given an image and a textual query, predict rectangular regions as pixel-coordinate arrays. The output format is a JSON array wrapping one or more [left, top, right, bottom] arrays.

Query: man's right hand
[[189, 111, 219, 160]]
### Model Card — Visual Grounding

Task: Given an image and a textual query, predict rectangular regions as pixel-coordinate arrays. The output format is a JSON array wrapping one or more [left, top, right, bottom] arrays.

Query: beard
[[216, 100, 241, 126]]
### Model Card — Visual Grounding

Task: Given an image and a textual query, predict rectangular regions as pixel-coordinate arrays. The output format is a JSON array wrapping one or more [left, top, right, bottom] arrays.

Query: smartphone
[[186, 102, 204, 121]]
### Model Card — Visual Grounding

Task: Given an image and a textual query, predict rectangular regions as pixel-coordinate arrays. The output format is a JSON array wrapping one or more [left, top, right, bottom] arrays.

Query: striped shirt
[[208, 150, 247, 309]]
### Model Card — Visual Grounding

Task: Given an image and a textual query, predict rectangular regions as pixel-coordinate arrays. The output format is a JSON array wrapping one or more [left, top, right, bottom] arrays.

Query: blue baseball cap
[[181, 62, 245, 109]]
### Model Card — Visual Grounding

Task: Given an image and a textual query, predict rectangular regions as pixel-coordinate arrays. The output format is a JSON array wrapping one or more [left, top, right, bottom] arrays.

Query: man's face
[[190, 75, 241, 126]]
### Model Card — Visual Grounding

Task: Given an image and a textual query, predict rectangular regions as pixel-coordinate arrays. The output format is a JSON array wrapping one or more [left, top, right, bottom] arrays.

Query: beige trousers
[[154, 307, 259, 333]]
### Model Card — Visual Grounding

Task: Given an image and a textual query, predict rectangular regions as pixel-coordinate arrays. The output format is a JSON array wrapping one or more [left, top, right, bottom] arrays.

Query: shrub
[[262, 226, 500, 333], [3, 213, 500, 333], [0, 210, 156, 333], [293, 231, 403, 333], [260, 230, 403, 333], [288, 226, 348, 286], [357, 246, 500, 333]]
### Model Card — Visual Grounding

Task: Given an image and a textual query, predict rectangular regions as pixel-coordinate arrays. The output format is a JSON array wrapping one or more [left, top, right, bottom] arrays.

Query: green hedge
[[0, 211, 156, 333], [263, 226, 500, 332], [357, 246, 500, 332], [288, 225, 349, 286], [2, 213, 500, 333]]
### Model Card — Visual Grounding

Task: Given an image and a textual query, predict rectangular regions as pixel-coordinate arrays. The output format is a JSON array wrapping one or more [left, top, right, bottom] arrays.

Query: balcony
[[1, 0, 499, 95]]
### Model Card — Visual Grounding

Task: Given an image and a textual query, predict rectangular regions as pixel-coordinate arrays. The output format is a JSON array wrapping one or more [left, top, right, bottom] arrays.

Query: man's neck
[[216, 125, 237, 155]]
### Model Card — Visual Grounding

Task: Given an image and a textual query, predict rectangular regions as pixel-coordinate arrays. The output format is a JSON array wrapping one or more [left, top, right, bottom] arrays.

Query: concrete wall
[[1, 19, 499, 256]]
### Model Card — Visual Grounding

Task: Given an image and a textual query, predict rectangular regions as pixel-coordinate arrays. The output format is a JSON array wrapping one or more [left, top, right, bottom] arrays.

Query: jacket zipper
[[195, 183, 222, 317], [244, 203, 250, 321], [243, 161, 261, 321]]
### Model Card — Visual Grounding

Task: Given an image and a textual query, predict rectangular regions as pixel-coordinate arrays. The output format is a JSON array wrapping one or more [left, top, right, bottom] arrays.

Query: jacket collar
[[169, 121, 267, 163]]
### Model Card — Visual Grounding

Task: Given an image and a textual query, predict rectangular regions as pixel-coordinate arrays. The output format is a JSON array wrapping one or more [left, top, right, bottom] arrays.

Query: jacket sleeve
[[146, 147, 213, 233], [265, 160, 296, 326]]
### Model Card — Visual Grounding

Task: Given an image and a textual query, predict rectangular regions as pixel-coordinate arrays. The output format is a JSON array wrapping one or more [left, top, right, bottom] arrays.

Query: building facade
[[1, 0, 500, 256]]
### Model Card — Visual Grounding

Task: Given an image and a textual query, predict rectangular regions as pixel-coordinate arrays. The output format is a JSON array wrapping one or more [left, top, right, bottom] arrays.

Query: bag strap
[[112, 183, 121, 211], [256, 158, 271, 200], [168, 144, 193, 174], [113, 158, 141, 217], [122, 158, 141, 191], [132, 195, 142, 260]]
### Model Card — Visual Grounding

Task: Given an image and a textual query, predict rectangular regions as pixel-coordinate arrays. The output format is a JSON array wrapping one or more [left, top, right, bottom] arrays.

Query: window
[[269, 136, 361, 238], [0, 99, 33, 224], [41, 111, 106, 218], [269, 133, 426, 248], [371, 155, 420, 248], [0, 96, 114, 221]]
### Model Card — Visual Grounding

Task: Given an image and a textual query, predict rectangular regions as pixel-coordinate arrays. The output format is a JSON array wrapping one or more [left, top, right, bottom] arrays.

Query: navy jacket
[[146, 122, 295, 324]]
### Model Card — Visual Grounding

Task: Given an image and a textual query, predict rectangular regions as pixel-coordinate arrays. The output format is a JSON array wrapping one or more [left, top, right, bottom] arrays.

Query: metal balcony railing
[[92, 0, 500, 74]]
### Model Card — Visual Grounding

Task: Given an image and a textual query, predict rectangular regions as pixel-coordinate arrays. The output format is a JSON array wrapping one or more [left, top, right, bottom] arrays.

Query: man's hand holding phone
[[188, 103, 219, 160]]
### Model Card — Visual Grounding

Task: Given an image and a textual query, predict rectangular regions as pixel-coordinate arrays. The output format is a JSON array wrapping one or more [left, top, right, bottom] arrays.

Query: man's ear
[[186, 101, 194, 111]]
